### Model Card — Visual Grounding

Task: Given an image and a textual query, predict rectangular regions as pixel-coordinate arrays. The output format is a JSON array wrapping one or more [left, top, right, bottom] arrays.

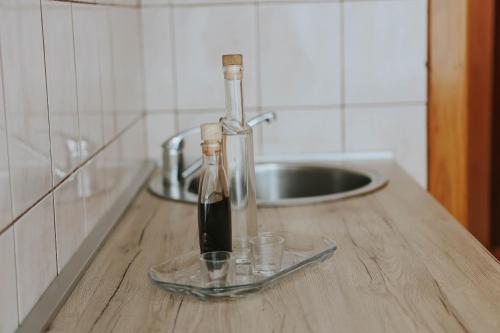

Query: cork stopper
[[222, 54, 243, 80], [200, 123, 222, 156], [200, 123, 221, 142], [222, 54, 242, 66]]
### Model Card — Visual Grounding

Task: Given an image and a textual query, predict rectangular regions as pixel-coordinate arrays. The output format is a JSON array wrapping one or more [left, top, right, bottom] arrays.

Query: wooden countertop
[[47, 161, 500, 332]]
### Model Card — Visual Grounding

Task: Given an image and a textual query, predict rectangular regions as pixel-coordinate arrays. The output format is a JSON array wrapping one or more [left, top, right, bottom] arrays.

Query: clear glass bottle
[[197, 123, 232, 254], [220, 54, 258, 263]]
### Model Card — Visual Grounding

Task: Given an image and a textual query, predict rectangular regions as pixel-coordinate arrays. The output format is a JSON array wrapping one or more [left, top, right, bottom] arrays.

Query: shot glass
[[249, 232, 285, 276], [199, 251, 234, 288]]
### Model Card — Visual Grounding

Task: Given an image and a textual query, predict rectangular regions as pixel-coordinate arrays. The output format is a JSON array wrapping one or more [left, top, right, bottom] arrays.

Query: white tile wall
[[0, 228, 18, 333], [53, 173, 86, 271], [73, 4, 106, 159], [174, 4, 258, 110], [259, 2, 342, 107], [346, 104, 427, 186], [82, 153, 110, 234], [106, 118, 148, 205], [0, 0, 148, 327], [42, 1, 81, 183], [146, 112, 177, 164], [97, 6, 118, 144], [14, 194, 57, 320], [262, 108, 342, 155], [344, 0, 427, 104], [142, 7, 175, 111], [0, 61, 12, 230], [109, 6, 144, 130], [118, 117, 148, 186], [0, 0, 53, 216]]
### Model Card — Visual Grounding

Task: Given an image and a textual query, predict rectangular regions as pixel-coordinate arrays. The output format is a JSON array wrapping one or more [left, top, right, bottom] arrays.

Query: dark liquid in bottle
[[198, 196, 232, 253]]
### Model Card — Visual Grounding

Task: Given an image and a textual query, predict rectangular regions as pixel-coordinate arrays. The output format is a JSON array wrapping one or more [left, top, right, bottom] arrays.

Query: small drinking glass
[[249, 232, 285, 276], [199, 251, 234, 287]]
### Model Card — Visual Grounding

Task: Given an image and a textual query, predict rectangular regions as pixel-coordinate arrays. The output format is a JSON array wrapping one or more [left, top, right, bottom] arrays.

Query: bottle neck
[[202, 153, 221, 166], [223, 65, 244, 126], [202, 141, 222, 165]]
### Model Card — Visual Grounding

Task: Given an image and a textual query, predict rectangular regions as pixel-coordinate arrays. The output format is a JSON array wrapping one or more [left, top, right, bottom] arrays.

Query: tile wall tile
[[344, 0, 427, 104], [72, 3, 105, 160], [146, 113, 176, 164], [82, 153, 109, 235], [0, 1, 149, 326], [178, 110, 224, 130], [119, 117, 148, 177], [140, 0, 169, 5], [106, 118, 147, 207], [174, 4, 258, 110], [172, 0, 248, 4], [109, 6, 144, 132], [102, 0, 141, 5], [259, 2, 341, 107], [0, 0, 53, 216], [41, 1, 81, 185], [0, 227, 18, 333], [345, 104, 427, 187], [53, 173, 86, 272], [97, 6, 118, 144], [261, 108, 342, 155], [14, 194, 57, 320], [142, 7, 175, 112], [0, 59, 13, 230]]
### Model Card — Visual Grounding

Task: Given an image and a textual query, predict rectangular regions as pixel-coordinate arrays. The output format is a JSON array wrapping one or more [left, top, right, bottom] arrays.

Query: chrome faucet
[[162, 111, 276, 185]]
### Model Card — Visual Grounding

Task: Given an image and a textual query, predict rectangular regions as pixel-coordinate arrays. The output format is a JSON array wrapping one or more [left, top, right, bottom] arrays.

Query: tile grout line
[[48, 0, 139, 8], [97, 7, 106, 160], [39, 0, 60, 275], [151, 100, 426, 114], [254, 0, 264, 153], [137, 4, 148, 135], [0, 18, 20, 329], [169, 5, 180, 132], [166, 0, 342, 9], [70, 2, 89, 237], [71, 2, 86, 170], [0, 115, 145, 238], [339, 0, 346, 152], [138, 5, 150, 154], [0, 12, 15, 233], [105, 6, 119, 144], [45, 0, 407, 9], [70, 3, 83, 181]]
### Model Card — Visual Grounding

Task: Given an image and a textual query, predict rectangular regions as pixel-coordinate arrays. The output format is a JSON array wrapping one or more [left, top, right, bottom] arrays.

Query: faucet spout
[[162, 112, 276, 185], [246, 111, 276, 128]]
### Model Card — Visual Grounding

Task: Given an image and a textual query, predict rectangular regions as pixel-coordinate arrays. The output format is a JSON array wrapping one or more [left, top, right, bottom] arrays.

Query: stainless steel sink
[[149, 162, 387, 206]]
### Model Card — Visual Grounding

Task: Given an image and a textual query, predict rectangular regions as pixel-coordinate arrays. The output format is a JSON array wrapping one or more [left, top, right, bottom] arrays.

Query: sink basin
[[149, 162, 387, 206]]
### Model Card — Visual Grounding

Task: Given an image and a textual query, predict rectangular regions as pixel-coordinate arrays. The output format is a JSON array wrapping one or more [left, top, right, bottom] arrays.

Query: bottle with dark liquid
[[197, 123, 232, 253]]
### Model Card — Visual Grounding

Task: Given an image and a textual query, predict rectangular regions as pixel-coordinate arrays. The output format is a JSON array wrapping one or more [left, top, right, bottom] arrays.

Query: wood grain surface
[[47, 161, 500, 333]]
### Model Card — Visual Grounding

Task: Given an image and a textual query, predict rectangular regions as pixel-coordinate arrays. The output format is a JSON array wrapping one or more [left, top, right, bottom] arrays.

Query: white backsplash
[[0, 0, 147, 329], [141, 0, 428, 188]]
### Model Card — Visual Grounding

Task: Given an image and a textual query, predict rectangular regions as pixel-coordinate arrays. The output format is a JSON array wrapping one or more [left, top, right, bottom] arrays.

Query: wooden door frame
[[428, 0, 494, 247]]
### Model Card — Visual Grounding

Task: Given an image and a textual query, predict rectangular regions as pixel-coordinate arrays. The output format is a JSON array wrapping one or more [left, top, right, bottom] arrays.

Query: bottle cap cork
[[200, 123, 222, 142], [222, 54, 243, 66]]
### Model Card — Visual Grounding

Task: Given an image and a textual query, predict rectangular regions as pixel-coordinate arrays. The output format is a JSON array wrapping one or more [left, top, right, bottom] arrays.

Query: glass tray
[[148, 232, 337, 299]]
